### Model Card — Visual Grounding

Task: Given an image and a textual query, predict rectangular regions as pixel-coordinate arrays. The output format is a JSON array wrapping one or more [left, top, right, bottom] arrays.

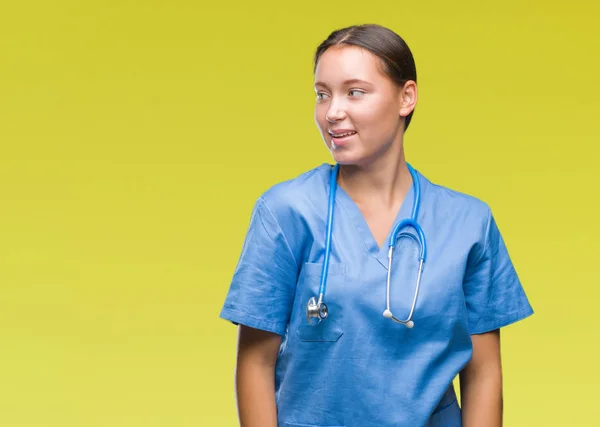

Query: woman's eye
[[316, 92, 328, 101], [349, 89, 365, 97]]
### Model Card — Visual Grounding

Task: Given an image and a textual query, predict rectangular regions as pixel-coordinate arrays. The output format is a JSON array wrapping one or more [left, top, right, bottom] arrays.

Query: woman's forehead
[[314, 45, 386, 86]]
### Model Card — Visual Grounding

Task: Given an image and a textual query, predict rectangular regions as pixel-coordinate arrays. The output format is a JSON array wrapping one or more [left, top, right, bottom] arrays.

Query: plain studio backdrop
[[1, 1, 598, 426]]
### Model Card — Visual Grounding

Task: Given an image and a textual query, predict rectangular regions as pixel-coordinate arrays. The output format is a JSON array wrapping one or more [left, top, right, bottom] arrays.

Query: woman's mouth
[[329, 130, 357, 149]]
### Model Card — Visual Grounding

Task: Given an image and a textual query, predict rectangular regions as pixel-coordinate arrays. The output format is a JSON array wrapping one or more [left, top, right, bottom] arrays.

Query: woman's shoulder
[[419, 170, 492, 223], [257, 163, 332, 218]]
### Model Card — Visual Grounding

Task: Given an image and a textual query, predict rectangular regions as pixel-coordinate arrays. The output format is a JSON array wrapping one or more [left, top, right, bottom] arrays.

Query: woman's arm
[[235, 325, 282, 427], [459, 329, 503, 427]]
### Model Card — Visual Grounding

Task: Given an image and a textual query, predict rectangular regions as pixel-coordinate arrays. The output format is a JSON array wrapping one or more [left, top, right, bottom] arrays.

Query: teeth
[[333, 131, 356, 138]]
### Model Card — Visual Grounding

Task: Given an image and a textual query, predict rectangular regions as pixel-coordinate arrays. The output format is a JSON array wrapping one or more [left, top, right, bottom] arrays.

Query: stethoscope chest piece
[[306, 296, 328, 325]]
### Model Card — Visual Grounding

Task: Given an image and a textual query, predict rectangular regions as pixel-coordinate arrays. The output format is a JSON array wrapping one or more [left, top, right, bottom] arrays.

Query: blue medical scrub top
[[220, 164, 534, 427]]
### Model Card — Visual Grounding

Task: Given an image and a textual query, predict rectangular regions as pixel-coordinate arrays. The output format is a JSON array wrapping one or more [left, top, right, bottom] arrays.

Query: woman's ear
[[399, 80, 417, 118]]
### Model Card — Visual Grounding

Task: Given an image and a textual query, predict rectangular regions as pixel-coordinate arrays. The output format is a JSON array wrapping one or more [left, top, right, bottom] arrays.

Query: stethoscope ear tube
[[318, 164, 339, 300], [306, 164, 338, 326]]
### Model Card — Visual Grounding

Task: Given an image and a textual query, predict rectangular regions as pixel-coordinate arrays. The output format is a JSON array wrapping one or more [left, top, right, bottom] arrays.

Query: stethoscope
[[306, 163, 427, 328]]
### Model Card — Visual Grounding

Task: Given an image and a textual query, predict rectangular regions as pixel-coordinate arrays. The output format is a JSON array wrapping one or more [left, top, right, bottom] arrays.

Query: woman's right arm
[[235, 325, 282, 427]]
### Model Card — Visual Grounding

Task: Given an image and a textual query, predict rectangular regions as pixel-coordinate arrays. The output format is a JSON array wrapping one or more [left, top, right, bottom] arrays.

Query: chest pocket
[[295, 262, 346, 343]]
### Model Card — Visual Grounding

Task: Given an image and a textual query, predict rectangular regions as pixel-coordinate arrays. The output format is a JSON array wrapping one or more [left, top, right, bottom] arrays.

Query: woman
[[220, 24, 533, 427]]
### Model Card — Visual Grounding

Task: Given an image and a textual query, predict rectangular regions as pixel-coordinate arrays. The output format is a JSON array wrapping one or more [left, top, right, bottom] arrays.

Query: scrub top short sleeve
[[219, 196, 299, 336], [463, 208, 534, 335]]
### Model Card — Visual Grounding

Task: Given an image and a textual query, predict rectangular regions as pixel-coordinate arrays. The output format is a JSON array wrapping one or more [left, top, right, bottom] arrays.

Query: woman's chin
[[331, 149, 365, 166]]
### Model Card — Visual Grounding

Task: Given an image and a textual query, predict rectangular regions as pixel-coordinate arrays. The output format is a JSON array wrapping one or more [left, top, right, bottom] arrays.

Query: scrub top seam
[[469, 206, 493, 268], [470, 207, 500, 334], [220, 307, 287, 336], [432, 395, 459, 413], [470, 305, 534, 335], [258, 196, 299, 268]]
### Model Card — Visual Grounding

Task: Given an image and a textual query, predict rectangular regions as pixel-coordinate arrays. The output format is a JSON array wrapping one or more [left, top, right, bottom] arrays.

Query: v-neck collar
[[335, 169, 418, 269]]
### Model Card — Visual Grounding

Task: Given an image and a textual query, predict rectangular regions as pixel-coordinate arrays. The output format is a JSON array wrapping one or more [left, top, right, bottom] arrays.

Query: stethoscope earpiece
[[383, 309, 415, 328]]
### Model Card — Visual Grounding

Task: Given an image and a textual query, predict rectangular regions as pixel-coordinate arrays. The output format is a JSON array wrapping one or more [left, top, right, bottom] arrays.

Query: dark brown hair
[[314, 24, 418, 131]]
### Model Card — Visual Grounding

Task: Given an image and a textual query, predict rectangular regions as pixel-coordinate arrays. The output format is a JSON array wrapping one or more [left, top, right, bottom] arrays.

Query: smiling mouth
[[330, 131, 357, 138], [329, 131, 357, 149]]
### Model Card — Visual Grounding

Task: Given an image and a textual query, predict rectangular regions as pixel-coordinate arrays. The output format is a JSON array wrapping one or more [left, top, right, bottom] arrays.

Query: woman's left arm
[[459, 329, 503, 427]]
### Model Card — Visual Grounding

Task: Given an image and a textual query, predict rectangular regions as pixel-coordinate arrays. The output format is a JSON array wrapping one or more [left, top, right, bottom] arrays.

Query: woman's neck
[[337, 144, 412, 209]]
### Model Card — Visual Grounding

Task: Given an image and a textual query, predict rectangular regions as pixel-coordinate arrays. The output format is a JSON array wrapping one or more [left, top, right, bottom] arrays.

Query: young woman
[[220, 23, 533, 427]]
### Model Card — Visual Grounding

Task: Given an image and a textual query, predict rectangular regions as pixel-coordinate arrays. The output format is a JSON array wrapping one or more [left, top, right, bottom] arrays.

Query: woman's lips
[[330, 131, 356, 148]]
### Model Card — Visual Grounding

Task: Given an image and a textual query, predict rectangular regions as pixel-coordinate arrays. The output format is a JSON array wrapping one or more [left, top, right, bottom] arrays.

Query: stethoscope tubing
[[309, 162, 426, 327]]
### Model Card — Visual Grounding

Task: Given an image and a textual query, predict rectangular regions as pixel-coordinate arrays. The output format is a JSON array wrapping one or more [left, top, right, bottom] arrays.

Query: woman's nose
[[326, 101, 346, 123]]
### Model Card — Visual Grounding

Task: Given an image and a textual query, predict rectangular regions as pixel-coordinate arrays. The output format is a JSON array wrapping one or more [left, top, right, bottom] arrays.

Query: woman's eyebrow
[[314, 78, 373, 88]]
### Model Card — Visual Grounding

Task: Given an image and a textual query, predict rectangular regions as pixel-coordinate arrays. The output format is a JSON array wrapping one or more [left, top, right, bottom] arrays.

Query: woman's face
[[314, 45, 415, 167]]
